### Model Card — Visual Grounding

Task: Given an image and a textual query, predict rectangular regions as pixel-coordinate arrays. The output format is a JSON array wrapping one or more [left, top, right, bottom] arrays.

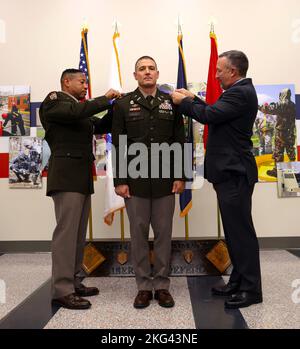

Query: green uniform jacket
[[112, 88, 186, 198], [39, 91, 112, 196]]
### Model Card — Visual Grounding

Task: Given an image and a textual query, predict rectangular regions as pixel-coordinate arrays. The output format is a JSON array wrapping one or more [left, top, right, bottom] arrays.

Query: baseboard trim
[[0, 237, 299, 253]]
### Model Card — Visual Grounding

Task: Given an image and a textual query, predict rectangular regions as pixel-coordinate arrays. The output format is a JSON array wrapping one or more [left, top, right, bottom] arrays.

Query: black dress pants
[[213, 175, 262, 294]]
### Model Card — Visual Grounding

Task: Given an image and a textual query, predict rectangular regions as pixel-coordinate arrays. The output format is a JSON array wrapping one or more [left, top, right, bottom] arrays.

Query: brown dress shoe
[[75, 283, 99, 297], [133, 290, 153, 309], [154, 289, 175, 308], [52, 293, 91, 309]]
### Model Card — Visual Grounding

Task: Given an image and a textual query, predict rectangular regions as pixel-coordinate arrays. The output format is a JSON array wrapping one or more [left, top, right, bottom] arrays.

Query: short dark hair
[[134, 56, 157, 71], [219, 50, 249, 77], [60, 68, 84, 86]]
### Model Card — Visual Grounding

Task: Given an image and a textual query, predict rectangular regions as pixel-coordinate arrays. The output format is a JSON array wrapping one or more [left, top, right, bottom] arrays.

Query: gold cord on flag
[[113, 31, 123, 88]]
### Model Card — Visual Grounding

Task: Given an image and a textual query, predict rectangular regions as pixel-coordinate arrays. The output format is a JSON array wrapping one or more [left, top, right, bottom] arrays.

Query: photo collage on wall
[[1, 84, 300, 195], [9, 136, 42, 189], [0, 86, 43, 188], [252, 84, 297, 184], [0, 86, 30, 137], [277, 161, 300, 197]]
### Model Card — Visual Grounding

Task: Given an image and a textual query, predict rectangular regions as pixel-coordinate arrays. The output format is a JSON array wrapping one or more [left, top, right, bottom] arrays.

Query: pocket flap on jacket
[[158, 113, 174, 121], [125, 114, 145, 122]]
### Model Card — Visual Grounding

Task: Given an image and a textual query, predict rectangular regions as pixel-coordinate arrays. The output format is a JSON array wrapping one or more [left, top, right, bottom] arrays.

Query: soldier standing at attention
[[40, 69, 120, 310], [112, 56, 186, 309]]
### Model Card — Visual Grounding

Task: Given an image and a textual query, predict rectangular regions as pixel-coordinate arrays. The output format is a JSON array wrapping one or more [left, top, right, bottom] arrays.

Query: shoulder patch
[[49, 92, 58, 100]]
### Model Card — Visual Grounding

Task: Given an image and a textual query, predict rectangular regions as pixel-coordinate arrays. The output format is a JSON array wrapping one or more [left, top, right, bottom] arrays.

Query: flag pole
[[177, 18, 193, 263], [203, 25, 231, 273], [217, 203, 221, 239], [81, 24, 106, 274], [111, 20, 127, 264]]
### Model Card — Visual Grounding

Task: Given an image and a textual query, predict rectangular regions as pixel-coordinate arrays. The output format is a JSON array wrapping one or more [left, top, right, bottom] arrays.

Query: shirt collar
[[138, 87, 157, 99], [232, 77, 247, 87], [61, 91, 79, 102]]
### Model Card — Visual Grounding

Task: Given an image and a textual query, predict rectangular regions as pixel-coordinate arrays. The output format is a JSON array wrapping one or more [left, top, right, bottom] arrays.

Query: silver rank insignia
[[49, 92, 57, 100], [130, 100, 134, 105]]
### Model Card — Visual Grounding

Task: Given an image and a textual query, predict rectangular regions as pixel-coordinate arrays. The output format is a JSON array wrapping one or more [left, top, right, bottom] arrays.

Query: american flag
[[78, 27, 97, 180], [79, 28, 92, 98]]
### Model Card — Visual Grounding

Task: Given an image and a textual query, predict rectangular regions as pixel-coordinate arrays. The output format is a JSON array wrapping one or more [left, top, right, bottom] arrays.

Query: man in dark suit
[[40, 69, 120, 309], [171, 50, 262, 309], [112, 56, 186, 309]]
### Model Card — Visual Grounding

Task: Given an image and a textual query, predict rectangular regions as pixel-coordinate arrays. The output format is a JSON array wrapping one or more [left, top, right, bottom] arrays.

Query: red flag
[[203, 31, 223, 148]]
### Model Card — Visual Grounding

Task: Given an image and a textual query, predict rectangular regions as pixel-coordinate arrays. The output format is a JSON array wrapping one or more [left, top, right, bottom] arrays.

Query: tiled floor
[[45, 277, 195, 329], [0, 250, 299, 329], [0, 253, 51, 320], [240, 250, 300, 329]]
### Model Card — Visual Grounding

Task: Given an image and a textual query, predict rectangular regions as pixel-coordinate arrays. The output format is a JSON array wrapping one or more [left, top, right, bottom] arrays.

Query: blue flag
[[177, 33, 193, 217]]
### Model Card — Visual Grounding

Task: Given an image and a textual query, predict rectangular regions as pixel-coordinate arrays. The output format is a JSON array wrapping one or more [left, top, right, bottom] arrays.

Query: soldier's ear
[[63, 77, 71, 88], [133, 71, 137, 81]]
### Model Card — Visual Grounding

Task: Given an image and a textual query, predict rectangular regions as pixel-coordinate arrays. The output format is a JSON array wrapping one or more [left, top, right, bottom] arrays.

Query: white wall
[[0, 0, 300, 241]]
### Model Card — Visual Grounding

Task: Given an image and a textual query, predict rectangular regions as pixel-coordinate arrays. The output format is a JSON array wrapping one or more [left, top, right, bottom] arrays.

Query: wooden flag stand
[[205, 204, 231, 273], [82, 208, 106, 274]]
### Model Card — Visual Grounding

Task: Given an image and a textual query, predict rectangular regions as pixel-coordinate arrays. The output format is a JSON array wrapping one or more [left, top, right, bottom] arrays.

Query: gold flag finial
[[177, 15, 183, 35], [82, 19, 88, 32]]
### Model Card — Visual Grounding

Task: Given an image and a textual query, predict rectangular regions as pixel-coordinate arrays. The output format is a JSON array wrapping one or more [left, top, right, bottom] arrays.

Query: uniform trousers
[[125, 195, 175, 291], [213, 175, 262, 294], [51, 192, 91, 298]]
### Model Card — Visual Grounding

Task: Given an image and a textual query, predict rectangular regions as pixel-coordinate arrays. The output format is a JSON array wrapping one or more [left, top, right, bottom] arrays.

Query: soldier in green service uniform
[[40, 68, 120, 310], [112, 56, 186, 309], [259, 88, 296, 177]]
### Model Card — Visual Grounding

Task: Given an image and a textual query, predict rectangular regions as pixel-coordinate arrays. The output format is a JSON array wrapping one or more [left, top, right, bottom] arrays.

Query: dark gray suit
[[179, 79, 262, 295]]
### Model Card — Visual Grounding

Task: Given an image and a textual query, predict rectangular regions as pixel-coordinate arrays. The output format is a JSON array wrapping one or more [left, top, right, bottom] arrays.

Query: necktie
[[146, 95, 153, 107]]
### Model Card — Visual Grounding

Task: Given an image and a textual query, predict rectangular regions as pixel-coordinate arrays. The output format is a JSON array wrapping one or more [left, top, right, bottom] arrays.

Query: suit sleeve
[[41, 93, 111, 124], [179, 88, 248, 125], [112, 101, 128, 187]]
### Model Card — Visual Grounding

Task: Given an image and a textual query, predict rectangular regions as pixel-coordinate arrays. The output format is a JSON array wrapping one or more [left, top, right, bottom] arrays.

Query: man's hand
[[172, 180, 185, 194], [171, 89, 193, 105], [115, 185, 131, 199], [105, 89, 121, 100], [175, 88, 195, 98]]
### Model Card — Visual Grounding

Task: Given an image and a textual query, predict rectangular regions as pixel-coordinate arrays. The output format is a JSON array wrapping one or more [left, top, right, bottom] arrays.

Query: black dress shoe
[[154, 289, 175, 308], [52, 293, 91, 309], [225, 291, 263, 309], [134, 290, 153, 308], [75, 283, 99, 297], [211, 282, 240, 296]]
